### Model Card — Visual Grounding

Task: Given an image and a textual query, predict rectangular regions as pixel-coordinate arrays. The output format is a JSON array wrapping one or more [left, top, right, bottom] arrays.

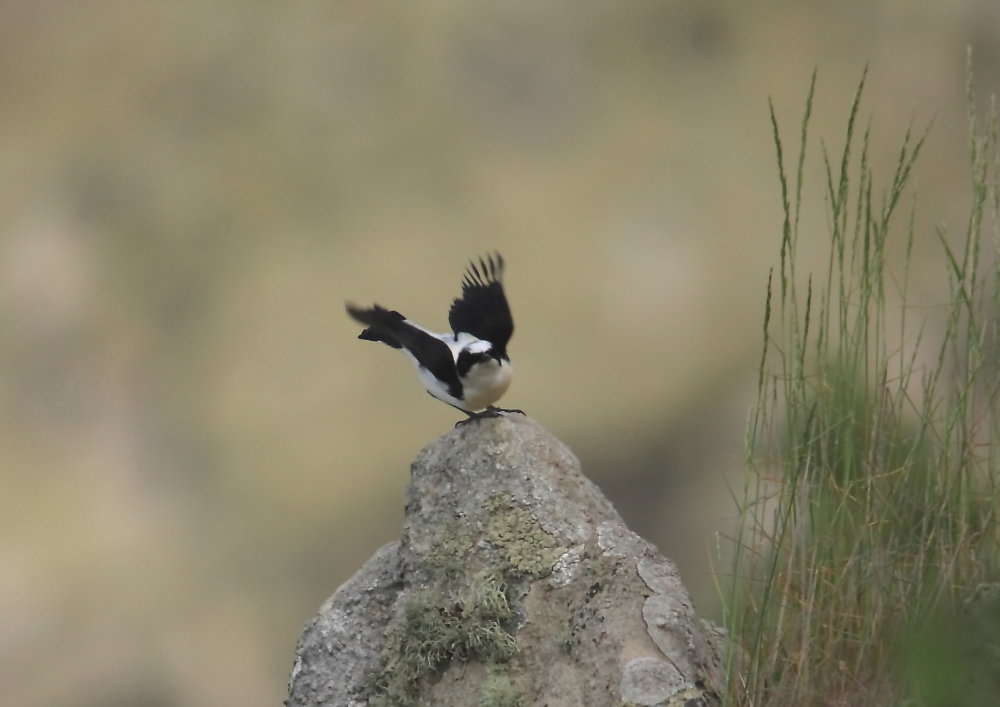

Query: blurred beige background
[[2, 2, 998, 705]]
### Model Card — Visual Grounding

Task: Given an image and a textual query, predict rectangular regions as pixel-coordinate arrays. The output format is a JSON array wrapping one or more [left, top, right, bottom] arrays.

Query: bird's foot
[[454, 406, 525, 427]]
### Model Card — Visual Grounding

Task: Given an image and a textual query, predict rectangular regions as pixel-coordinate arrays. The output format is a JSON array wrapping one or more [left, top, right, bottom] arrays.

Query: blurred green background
[[2, 2, 997, 705]]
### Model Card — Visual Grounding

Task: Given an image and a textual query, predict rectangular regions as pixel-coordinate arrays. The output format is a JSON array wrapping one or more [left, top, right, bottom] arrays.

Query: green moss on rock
[[479, 671, 523, 707], [367, 573, 517, 706], [366, 495, 569, 705]]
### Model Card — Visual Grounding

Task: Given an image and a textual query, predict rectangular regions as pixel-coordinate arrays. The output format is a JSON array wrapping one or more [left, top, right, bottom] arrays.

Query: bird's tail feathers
[[345, 303, 406, 349]]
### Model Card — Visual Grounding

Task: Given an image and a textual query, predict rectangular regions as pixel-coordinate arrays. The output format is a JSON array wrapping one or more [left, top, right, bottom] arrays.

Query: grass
[[721, 59, 1000, 706]]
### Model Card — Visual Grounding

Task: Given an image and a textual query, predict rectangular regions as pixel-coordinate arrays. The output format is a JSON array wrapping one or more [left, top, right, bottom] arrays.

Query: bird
[[346, 252, 523, 425]]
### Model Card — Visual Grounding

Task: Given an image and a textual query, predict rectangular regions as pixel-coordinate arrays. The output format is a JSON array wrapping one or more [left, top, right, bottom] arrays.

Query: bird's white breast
[[459, 357, 513, 412]]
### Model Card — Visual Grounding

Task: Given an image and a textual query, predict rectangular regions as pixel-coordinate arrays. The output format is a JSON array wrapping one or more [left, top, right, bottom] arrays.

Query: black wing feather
[[447, 252, 513, 353], [345, 303, 463, 398]]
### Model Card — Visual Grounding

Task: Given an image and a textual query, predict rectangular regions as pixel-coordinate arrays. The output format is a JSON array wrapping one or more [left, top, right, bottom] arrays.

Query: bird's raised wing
[[447, 253, 513, 352]]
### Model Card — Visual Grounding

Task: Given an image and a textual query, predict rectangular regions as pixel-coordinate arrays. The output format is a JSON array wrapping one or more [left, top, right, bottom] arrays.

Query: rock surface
[[286, 415, 725, 707]]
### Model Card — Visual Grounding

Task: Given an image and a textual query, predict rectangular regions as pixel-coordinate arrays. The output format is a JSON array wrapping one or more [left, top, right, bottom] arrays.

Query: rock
[[286, 415, 725, 707]]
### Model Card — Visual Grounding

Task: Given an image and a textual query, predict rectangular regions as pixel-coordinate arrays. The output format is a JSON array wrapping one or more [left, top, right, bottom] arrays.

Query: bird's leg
[[454, 406, 525, 427], [455, 408, 500, 427]]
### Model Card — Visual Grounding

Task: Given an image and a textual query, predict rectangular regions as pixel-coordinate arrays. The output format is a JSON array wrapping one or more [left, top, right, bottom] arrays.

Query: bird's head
[[457, 339, 508, 378]]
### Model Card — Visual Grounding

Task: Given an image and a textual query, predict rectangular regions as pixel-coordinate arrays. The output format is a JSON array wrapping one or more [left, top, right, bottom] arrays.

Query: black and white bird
[[346, 253, 522, 424]]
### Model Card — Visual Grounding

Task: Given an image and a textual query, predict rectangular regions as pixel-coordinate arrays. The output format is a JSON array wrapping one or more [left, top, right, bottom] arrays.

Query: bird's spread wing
[[346, 304, 463, 398], [447, 253, 513, 351]]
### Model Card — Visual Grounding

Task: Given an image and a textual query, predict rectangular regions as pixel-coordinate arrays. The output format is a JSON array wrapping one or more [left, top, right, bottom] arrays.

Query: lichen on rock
[[484, 494, 567, 578]]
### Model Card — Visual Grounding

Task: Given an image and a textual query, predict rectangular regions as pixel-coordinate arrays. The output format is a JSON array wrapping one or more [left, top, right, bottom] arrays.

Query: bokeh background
[[3, 2, 998, 705]]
